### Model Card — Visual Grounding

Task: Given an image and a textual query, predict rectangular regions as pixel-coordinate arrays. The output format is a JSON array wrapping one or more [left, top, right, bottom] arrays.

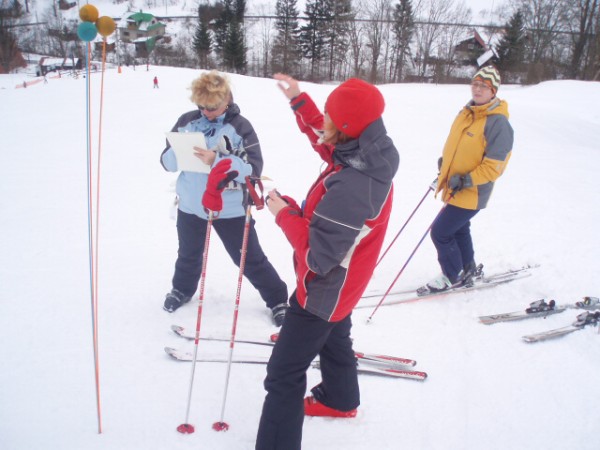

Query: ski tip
[[164, 347, 180, 358], [389, 369, 428, 380], [171, 324, 184, 334]]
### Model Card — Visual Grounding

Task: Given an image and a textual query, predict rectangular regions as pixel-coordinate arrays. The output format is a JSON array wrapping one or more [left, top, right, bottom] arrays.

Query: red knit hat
[[325, 78, 385, 138]]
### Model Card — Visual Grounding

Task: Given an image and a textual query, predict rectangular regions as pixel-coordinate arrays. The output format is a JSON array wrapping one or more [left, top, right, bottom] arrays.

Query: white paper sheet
[[165, 132, 210, 173]]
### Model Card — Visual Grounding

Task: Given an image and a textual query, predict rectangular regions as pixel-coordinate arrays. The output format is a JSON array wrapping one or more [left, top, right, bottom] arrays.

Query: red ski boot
[[304, 396, 357, 418]]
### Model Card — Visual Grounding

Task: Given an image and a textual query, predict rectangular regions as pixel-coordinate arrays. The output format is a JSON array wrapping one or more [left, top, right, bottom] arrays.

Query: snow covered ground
[[1, 66, 599, 450]]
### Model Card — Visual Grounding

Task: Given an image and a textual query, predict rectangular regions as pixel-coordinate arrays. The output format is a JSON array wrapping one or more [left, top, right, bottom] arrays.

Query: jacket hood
[[332, 117, 399, 184]]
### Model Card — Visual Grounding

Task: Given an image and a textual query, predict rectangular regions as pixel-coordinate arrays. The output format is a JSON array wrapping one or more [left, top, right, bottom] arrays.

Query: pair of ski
[[165, 325, 427, 381], [356, 264, 536, 309], [479, 297, 600, 343]]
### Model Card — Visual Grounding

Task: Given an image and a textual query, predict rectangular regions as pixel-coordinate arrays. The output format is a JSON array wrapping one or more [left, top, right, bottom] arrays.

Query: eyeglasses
[[471, 81, 492, 91], [197, 103, 223, 112]]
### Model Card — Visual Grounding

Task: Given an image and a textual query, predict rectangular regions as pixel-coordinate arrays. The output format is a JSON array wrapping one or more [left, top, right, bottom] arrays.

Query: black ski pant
[[255, 293, 359, 450], [171, 209, 288, 309], [431, 204, 480, 283]]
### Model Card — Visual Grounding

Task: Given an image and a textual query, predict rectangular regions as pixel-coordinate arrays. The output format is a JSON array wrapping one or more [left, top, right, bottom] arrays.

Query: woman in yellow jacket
[[422, 66, 514, 293]]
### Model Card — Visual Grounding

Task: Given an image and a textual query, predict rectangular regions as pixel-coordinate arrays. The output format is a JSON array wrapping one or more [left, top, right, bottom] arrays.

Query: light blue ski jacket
[[160, 103, 262, 219]]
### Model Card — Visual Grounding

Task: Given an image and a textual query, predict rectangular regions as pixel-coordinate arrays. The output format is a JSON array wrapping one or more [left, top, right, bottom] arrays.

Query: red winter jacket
[[275, 92, 399, 322]]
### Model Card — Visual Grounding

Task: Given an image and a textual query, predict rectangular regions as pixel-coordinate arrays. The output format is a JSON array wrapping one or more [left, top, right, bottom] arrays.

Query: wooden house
[[118, 12, 166, 43], [455, 30, 490, 66]]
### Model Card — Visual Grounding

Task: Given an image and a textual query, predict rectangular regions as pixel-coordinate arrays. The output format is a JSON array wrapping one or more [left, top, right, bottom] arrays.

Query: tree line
[[184, 0, 600, 84], [3, 0, 599, 84]]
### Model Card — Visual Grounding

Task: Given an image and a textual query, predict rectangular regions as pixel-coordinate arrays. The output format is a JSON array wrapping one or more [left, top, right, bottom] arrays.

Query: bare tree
[[413, 0, 456, 78], [565, 0, 599, 79], [361, 0, 393, 83], [435, 0, 471, 81], [346, 4, 367, 78], [250, 4, 276, 77], [390, 0, 415, 82], [511, 0, 570, 82]]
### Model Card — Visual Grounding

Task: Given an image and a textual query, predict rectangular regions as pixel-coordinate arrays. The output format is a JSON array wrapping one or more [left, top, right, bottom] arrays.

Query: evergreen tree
[[213, 0, 234, 61], [391, 0, 414, 82], [496, 11, 527, 77], [271, 0, 302, 76], [299, 0, 330, 80], [223, 20, 247, 73], [213, 0, 247, 73], [192, 5, 212, 68], [324, 0, 352, 81]]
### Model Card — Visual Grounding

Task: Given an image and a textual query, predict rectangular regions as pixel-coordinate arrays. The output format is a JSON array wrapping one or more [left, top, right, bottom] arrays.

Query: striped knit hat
[[473, 66, 501, 93]]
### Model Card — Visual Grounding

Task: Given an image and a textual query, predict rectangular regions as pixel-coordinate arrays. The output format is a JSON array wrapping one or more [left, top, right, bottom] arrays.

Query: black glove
[[448, 174, 473, 192], [437, 157, 443, 171]]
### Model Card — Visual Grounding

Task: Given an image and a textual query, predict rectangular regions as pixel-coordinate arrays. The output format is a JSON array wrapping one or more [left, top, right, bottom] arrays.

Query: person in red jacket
[[255, 74, 399, 450]]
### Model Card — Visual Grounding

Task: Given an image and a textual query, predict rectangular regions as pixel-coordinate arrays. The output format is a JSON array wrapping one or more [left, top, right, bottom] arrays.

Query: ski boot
[[270, 303, 289, 327], [304, 396, 357, 418], [163, 289, 192, 313], [417, 273, 452, 296], [572, 310, 600, 327], [575, 296, 600, 310]]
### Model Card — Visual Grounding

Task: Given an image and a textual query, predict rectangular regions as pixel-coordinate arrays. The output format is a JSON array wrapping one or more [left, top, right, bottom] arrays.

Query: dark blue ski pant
[[172, 209, 288, 309], [255, 293, 359, 450], [430, 204, 480, 283]]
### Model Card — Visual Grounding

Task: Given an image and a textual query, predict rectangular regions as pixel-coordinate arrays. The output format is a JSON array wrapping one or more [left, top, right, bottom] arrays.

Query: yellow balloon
[[79, 4, 99, 23], [96, 16, 116, 37]]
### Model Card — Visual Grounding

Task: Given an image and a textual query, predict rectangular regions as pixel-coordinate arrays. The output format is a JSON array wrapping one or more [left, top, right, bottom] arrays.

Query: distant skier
[[419, 65, 514, 294], [153, 76, 159, 88]]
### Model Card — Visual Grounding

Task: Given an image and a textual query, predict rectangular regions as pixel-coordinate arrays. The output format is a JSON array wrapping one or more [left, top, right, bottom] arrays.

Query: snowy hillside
[[0, 66, 599, 450]]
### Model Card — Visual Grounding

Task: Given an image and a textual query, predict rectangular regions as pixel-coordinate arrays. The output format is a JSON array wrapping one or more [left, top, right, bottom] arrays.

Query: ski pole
[[376, 178, 437, 267], [367, 204, 447, 323], [213, 177, 264, 432], [177, 211, 215, 434]]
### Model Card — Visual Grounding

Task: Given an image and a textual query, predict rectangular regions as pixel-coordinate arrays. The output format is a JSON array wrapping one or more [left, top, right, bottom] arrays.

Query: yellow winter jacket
[[436, 98, 514, 210]]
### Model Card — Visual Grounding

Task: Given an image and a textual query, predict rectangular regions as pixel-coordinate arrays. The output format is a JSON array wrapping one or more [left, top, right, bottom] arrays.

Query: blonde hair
[[190, 70, 231, 108]]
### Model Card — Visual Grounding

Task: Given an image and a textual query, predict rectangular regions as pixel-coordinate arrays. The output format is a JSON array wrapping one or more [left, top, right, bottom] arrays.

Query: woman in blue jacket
[[160, 71, 288, 326]]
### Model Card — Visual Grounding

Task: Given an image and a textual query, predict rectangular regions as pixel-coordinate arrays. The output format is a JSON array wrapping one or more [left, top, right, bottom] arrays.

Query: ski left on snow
[[167, 325, 427, 381], [479, 297, 600, 324], [164, 347, 427, 381], [522, 310, 600, 343], [477, 297, 600, 343]]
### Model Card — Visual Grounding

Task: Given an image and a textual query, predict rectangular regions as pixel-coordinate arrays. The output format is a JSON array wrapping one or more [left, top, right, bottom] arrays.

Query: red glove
[[202, 159, 238, 213]]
